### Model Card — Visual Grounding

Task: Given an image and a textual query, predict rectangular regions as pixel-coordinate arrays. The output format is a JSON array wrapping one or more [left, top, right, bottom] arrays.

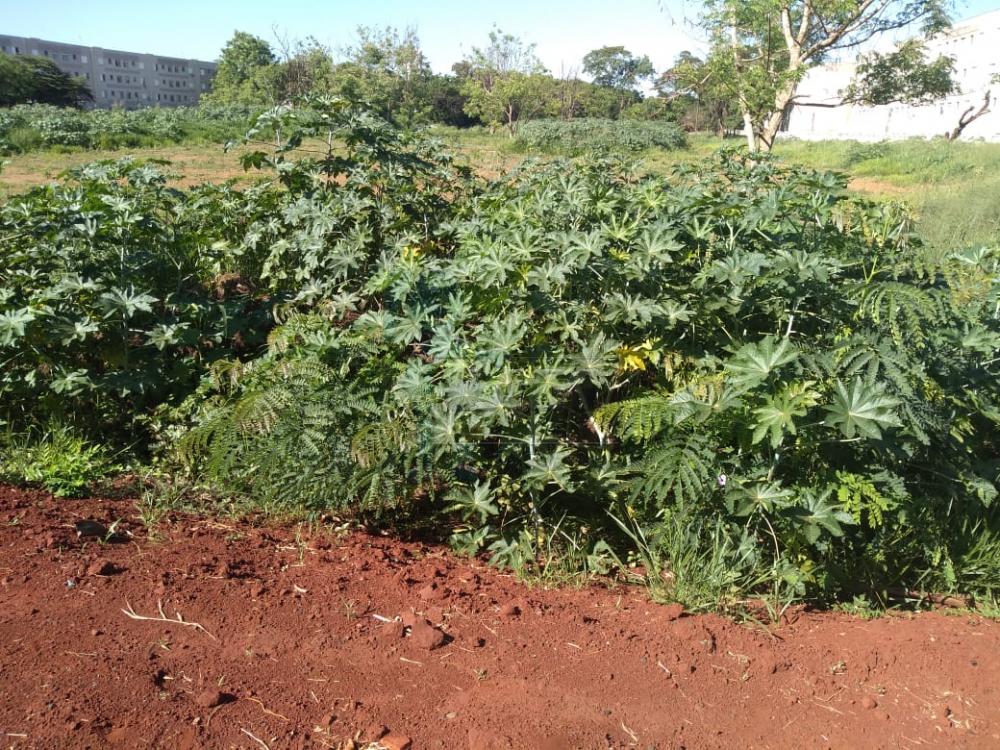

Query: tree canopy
[[694, 0, 957, 151], [0, 53, 92, 108], [583, 46, 655, 114], [205, 31, 279, 105], [460, 28, 553, 134]]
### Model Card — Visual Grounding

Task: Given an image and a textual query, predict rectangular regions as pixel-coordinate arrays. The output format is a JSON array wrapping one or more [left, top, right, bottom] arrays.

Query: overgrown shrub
[[0, 103, 258, 154], [1, 96, 997, 606], [515, 118, 687, 155], [0, 159, 274, 444]]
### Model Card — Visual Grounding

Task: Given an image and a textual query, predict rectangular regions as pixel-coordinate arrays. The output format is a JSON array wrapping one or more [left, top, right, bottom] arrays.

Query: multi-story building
[[0, 34, 217, 108], [782, 9, 1000, 142]]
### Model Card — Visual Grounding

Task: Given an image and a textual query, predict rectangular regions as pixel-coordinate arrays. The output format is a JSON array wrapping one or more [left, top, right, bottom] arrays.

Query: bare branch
[[947, 90, 992, 140]]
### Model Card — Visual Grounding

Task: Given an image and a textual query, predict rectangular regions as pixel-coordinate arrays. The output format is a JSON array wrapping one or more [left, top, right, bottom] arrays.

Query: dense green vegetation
[[767, 138, 1000, 255], [1, 98, 997, 611], [515, 119, 687, 155], [0, 52, 92, 108], [0, 104, 257, 154], [200, 27, 680, 132]]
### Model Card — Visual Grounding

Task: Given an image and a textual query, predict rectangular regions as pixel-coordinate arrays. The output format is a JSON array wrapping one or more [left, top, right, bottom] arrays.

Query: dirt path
[[1, 485, 997, 749]]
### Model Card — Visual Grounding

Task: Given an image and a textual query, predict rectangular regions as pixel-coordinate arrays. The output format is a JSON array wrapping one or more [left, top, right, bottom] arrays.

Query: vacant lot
[[2, 484, 999, 749]]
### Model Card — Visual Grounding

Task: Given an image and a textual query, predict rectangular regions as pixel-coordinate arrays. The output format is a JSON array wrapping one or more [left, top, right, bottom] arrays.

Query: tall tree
[[659, 51, 739, 135], [582, 46, 655, 115], [696, 0, 955, 151], [460, 28, 553, 135], [0, 54, 92, 107], [207, 31, 279, 105], [0, 53, 35, 107], [331, 26, 433, 125], [272, 35, 335, 101]]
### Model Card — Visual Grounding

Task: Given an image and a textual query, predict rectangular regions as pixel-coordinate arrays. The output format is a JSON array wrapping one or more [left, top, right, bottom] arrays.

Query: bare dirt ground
[[0, 145, 254, 196], [1, 484, 998, 749]]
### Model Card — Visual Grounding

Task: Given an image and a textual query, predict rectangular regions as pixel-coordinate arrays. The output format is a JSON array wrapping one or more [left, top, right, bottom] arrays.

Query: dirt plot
[[0, 485, 997, 749]]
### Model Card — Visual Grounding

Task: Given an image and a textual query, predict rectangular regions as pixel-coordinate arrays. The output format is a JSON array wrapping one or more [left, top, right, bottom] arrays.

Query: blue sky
[[2, 0, 998, 74]]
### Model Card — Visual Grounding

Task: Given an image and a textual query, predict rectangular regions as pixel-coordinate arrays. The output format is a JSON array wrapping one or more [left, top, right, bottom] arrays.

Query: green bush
[[0, 159, 274, 444], [515, 118, 687, 155], [1, 97, 998, 606], [0, 103, 258, 154]]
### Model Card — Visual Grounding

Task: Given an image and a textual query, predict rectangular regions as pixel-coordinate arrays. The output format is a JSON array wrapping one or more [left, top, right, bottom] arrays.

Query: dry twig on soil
[[241, 728, 271, 750], [121, 599, 217, 640]]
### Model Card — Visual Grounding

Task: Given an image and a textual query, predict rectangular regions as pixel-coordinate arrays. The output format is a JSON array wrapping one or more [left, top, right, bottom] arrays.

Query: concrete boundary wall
[[782, 10, 1000, 142]]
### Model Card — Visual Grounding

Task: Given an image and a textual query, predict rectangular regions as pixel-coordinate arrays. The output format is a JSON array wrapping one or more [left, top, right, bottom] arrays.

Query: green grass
[[770, 138, 1000, 253]]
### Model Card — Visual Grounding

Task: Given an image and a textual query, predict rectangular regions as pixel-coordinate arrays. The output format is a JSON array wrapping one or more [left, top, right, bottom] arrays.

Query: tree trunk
[[757, 60, 801, 153], [741, 111, 758, 151]]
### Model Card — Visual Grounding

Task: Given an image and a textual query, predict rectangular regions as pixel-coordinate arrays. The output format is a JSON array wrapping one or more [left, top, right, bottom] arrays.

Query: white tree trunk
[[742, 111, 758, 152]]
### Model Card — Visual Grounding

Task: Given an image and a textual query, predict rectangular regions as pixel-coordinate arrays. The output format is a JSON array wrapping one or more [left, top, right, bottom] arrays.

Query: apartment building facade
[[783, 9, 1000, 142], [0, 34, 217, 108]]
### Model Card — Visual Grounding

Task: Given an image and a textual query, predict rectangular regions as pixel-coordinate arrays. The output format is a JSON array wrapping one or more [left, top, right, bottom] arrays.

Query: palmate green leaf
[[57, 318, 102, 345], [446, 481, 499, 524], [669, 384, 743, 425], [145, 322, 190, 350], [660, 300, 692, 327], [575, 332, 620, 387], [725, 335, 798, 389], [524, 446, 574, 491], [751, 382, 820, 448], [475, 312, 528, 374], [824, 378, 901, 440], [384, 306, 427, 345], [785, 488, 856, 545], [49, 368, 93, 395], [0, 308, 37, 345], [99, 288, 157, 319], [728, 481, 794, 517]]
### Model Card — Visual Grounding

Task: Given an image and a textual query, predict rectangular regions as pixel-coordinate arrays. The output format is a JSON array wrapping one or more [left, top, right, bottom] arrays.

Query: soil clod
[[410, 620, 447, 650]]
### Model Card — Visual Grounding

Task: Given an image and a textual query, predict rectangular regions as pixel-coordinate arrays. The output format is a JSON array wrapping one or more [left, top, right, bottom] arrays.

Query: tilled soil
[[1, 485, 998, 749]]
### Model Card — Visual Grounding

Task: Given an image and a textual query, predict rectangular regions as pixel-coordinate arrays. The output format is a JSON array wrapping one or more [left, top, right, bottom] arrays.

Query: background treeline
[[0, 104, 256, 153], [203, 27, 736, 134], [0, 25, 737, 149]]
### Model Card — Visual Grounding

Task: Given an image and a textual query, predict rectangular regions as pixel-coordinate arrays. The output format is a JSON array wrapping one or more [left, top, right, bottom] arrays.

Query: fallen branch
[[121, 599, 217, 640], [886, 588, 973, 609]]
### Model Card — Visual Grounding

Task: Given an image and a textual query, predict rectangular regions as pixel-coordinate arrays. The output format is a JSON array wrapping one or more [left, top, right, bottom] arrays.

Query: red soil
[[1, 484, 998, 749]]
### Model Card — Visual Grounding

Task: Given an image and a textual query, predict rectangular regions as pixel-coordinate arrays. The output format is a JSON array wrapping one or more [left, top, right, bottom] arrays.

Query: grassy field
[[3, 129, 998, 251]]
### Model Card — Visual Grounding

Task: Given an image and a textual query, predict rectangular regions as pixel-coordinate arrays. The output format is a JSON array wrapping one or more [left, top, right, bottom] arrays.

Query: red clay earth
[[1, 484, 998, 749]]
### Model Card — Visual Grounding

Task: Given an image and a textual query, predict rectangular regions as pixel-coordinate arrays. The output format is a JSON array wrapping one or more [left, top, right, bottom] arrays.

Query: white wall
[[783, 10, 1000, 142]]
